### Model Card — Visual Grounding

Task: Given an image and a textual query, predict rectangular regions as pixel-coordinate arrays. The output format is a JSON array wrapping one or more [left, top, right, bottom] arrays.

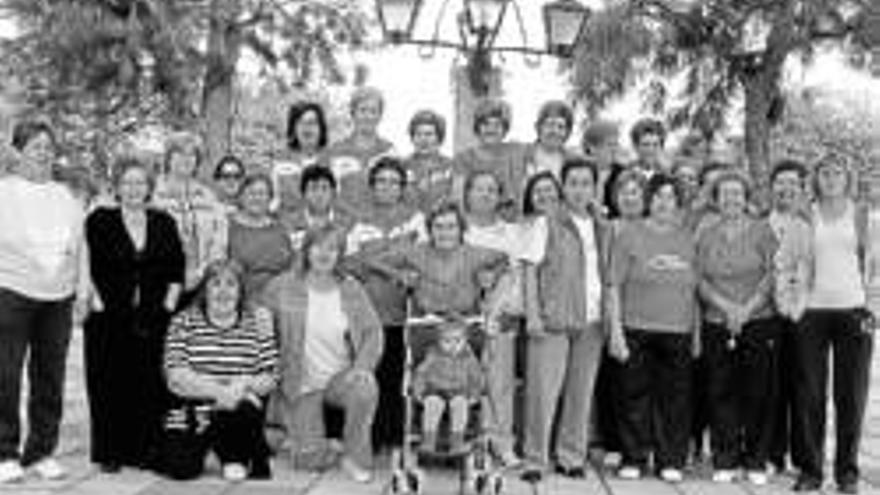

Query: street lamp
[[375, 0, 591, 95]]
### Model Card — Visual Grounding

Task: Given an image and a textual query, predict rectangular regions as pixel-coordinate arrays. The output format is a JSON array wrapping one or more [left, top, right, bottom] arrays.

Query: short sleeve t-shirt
[[697, 218, 778, 322], [609, 220, 697, 333]]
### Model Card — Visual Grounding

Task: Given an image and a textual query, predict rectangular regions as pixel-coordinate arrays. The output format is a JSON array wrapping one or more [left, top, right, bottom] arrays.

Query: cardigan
[[258, 272, 383, 403]]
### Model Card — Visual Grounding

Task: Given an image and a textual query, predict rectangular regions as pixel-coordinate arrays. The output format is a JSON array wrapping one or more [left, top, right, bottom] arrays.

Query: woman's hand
[[608, 329, 630, 363], [72, 293, 91, 327], [525, 312, 545, 337], [344, 369, 373, 389], [214, 385, 243, 411]]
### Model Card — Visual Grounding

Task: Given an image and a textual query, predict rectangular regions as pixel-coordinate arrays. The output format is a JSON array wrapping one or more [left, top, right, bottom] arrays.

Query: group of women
[[0, 86, 874, 494]]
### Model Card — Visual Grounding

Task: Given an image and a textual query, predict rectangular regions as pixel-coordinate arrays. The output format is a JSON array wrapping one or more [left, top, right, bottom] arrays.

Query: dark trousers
[[84, 311, 170, 467], [161, 401, 269, 480], [791, 309, 873, 484], [592, 351, 621, 452], [703, 319, 782, 470], [690, 354, 710, 458], [0, 288, 72, 465], [373, 325, 404, 448], [770, 316, 797, 468], [615, 329, 692, 470]]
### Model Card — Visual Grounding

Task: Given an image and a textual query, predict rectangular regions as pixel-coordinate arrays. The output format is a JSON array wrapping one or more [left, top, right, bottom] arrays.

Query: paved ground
[[4, 329, 880, 495]]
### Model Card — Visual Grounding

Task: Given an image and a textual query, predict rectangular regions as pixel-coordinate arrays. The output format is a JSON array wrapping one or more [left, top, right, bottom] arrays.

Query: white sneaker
[[660, 468, 684, 483], [222, 463, 247, 481], [30, 458, 67, 480], [498, 449, 523, 468], [618, 465, 642, 480], [747, 470, 768, 485], [712, 469, 738, 483], [340, 457, 372, 484], [0, 461, 24, 484]]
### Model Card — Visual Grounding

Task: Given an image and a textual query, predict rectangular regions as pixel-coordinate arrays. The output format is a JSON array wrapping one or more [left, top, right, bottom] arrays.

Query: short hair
[[111, 156, 156, 202], [300, 225, 347, 278], [535, 100, 574, 138], [287, 101, 328, 151], [770, 159, 808, 186], [191, 259, 249, 319], [425, 201, 467, 245], [213, 154, 245, 180], [368, 156, 407, 188], [162, 133, 203, 176], [698, 161, 730, 187], [237, 173, 274, 201], [349, 86, 384, 117], [608, 168, 647, 218], [299, 164, 337, 195], [710, 169, 752, 204], [462, 170, 504, 213], [408, 110, 447, 144], [629, 118, 666, 147], [472, 98, 512, 136], [644, 173, 684, 212], [560, 156, 598, 186], [581, 120, 619, 155], [11, 119, 56, 151], [522, 171, 562, 216]]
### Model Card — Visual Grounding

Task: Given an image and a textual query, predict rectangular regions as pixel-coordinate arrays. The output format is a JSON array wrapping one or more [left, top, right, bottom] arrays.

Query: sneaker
[[30, 458, 67, 480], [498, 449, 522, 468], [660, 467, 684, 483], [222, 463, 247, 482], [712, 469, 738, 483], [0, 461, 24, 484], [617, 465, 642, 480], [340, 457, 372, 484], [747, 470, 768, 486]]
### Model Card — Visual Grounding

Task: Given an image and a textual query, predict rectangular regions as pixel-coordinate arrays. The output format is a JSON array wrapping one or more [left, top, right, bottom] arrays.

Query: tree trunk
[[201, 0, 241, 178], [741, 59, 783, 210]]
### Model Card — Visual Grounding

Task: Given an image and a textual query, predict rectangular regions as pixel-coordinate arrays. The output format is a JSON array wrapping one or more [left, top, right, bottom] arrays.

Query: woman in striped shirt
[[161, 259, 279, 481]]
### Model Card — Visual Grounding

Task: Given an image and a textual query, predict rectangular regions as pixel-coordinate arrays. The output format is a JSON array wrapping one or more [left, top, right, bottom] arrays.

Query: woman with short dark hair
[[273, 101, 329, 213], [607, 174, 698, 483], [84, 157, 185, 473]]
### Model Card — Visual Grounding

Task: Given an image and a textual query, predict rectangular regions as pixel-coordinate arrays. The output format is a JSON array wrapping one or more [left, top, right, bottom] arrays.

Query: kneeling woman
[[161, 260, 279, 481], [260, 226, 383, 484]]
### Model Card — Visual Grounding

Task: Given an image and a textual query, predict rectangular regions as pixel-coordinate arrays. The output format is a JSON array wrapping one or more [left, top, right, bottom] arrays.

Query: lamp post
[[375, 0, 591, 96]]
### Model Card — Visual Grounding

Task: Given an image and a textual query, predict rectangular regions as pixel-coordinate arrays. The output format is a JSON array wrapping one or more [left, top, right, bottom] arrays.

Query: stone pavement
[[4, 330, 880, 495]]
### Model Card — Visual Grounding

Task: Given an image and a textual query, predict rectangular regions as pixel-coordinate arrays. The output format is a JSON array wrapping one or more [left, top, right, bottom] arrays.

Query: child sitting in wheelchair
[[412, 321, 487, 454]]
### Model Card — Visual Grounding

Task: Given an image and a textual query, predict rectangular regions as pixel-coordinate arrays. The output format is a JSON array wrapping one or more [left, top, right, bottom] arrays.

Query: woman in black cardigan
[[83, 157, 185, 472]]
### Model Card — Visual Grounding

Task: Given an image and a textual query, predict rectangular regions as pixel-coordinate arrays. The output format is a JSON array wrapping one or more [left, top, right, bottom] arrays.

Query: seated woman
[[359, 202, 509, 318], [260, 226, 383, 484], [161, 260, 279, 481]]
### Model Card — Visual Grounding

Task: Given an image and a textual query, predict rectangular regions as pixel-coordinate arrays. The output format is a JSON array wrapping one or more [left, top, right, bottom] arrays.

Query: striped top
[[164, 306, 279, 384]]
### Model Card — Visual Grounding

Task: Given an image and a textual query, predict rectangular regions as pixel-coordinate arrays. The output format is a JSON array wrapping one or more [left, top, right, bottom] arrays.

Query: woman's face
[[308, 236, 341, 275], [372, 168, 404, 205], [675, 165, 699, 203], [466, 174, 501, 216], [537, 116, 569, 150], [477, 117, 507, 146], [295, 109, 322, 152], [215, 162, 244, 200], [430, 212, 462, 251], [304, 178, 334, 213], [771, 170, 802, 211], [207, 269, 240, 314], [168, 148, 198, 178], [717, 179, 747, 218], [20, 131, 55, 177], [817, 163, 848, 199], [530, 178, 560, 215], [239, 179, 272, 218], [616, 179, 644, 219], [563, 167, 595, 212], [117, 166, 151, 207], [352, 97, 382, 134], [649, 183, 679, 222], [635, 132, 663, 165], [412, 124, 440, 154]]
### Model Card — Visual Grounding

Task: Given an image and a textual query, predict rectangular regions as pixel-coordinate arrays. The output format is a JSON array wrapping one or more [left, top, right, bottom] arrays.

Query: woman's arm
[[349, 280, 385, 373], [242, 307, 280, 396]]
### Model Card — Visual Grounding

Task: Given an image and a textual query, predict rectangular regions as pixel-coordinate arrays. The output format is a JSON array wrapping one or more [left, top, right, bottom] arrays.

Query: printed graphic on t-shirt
[[646, 254, 690, 272]]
